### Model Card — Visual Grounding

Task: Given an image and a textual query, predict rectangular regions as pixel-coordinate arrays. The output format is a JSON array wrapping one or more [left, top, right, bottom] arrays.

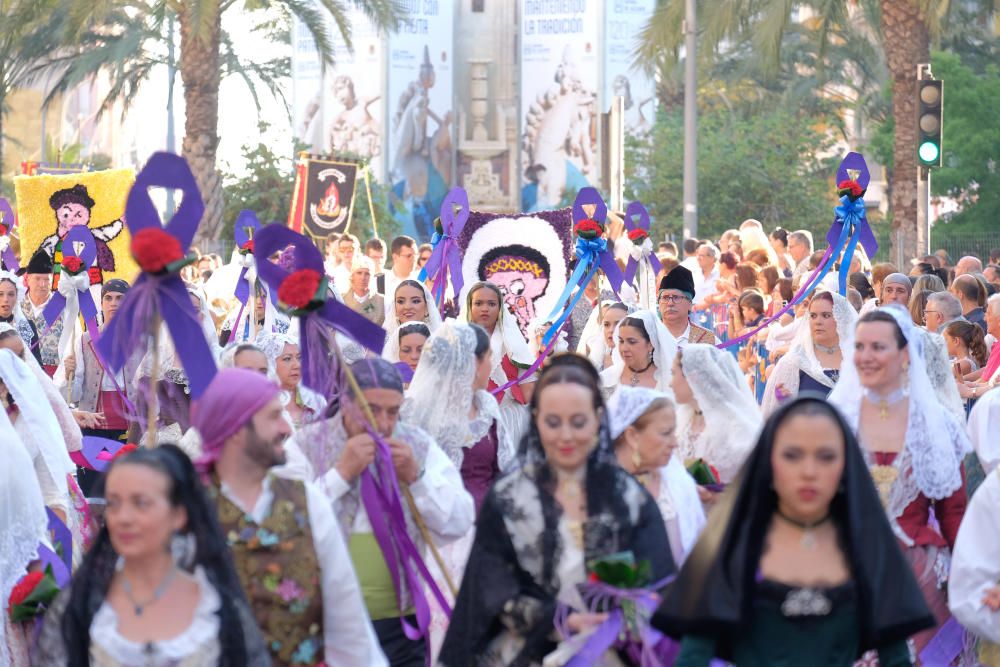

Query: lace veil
[[0, 270, 36, 346], [921, 330, 965, 420], [677, 343, 762, 482], [575, 300, 630, 370], [761, 290, 856, 415], [0, 407, 48, 667], [402, 321, 516, 472], [600, 309, 677, 393], [255, 330, 326, 414], [828, 304, 969, 504]]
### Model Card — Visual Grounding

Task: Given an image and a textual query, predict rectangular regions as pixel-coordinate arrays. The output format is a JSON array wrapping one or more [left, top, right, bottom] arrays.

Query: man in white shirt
[[678, 238, 701, 274], [692, 243, 720, 307], [192, 368, 387, 667], [380, 235, 417, 304], [329, 233, 359, 294], [788, 230, 814, 280], [342, 256, 385, 326], [285, 358, 474, 666]]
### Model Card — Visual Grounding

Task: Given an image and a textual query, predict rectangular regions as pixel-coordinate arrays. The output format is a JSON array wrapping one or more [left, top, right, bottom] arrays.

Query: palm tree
[[636, 0, 997, 261], [0, 0, 61, 190], [44, 0, 400, 244]]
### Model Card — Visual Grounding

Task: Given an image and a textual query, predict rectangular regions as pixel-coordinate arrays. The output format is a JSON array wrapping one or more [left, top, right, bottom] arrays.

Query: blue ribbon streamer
[[834, 195, 866, 296], [541, 237, 604, 347]]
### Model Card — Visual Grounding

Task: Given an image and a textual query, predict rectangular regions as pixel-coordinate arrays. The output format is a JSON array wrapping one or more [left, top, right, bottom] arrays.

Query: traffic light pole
[[917, 166, 929, 256], [682, 0, 698, 240]]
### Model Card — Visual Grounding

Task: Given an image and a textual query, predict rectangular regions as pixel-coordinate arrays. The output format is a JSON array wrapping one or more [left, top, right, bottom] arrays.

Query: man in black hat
[[657, 265, 717, 345], [59, 278, 137, 494], [19, 250, 63, 376]]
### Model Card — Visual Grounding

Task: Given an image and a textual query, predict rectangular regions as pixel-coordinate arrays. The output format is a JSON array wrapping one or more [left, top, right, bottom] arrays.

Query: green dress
[[675, 579, 913, 666]]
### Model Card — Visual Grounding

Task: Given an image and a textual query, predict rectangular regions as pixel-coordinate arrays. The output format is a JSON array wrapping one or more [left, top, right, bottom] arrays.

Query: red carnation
[[113, 444, 138, 460], [627, 228, 649, 243], [61, 256, 84, 274], [588, 572, 600, 583], [574, 219, 604, 239], [240, 240, 255, 254], [837, 179, 864, 199], [0, 224, 8, 237], [8, 572, 44, 609], [279, 269, 324, 309], [131, 228, 184, 274]]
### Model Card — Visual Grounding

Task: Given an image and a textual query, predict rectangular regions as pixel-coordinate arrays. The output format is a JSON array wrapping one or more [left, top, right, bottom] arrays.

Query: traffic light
[[917, 79, 943, 167]]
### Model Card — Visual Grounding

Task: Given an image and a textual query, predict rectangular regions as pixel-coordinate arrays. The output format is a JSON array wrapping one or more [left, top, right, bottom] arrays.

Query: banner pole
[[363, 165, 380, 240]]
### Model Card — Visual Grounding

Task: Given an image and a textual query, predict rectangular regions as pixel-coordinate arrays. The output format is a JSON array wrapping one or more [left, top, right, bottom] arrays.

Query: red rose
[[574, 219, 604, 239], [837, 179, 864, 199], [588, 572, 600, 583], [627, 228, 649, 243], [240, 240, 255, 254], [61, 256, 84, 274], [278, 269, 324, 309], [113, 444, 138, 460], [0, 224, 8, 237], [8, 572, 44, 609], [131, 228, 184, 274]]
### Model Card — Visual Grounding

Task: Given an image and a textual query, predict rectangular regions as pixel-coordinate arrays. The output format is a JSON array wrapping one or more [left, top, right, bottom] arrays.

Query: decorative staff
[[96, 153, 219, 444], [541, 187, 624, 347], [228, 209, 263, 343], [621, 200, 662, 310], [0, 198, 18, 272], [418, 187, 469, 315]]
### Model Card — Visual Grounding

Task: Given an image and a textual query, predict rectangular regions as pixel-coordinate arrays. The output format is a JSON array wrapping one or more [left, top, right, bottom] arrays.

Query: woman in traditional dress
[[670, 343, 761, 485], [382, 279, 444, 363], [609, 386, 705, 565], [600, 310, 677, 398], [575, 301, 629, 371], [34, 445, 269, 666], [0, 270, 41, 363], [462, 280, 536, 448], [653, 396, 935, 665], [439, 354, 674, 666], [255, 331, 325, 430], [385, 321, 431, 381], [1, 407, 49, 667], [762, 291, 856, 414], [829, 306, 969, 657]]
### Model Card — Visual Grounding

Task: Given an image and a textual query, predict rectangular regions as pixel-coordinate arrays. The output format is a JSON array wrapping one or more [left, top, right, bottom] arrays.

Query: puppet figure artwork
[[41, 185, 122, 286]]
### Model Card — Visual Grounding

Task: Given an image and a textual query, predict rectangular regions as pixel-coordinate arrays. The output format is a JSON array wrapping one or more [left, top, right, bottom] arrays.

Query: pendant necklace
[[814, 341, 839, 355], [628, 359, 655, 386], [862, 386, 906, 420], [120, 565, 178, 617], [776, 510, 831, 550]]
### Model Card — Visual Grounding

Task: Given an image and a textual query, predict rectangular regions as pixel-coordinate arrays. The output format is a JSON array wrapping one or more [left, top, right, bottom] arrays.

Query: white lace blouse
[[89, 567, 221, 666]]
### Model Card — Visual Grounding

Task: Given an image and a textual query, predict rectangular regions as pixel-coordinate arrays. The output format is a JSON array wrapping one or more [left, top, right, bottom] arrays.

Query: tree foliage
[[626, 107, 838, 242]]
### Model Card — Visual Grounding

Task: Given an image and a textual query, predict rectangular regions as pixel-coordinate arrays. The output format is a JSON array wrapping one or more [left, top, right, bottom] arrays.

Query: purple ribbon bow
[[622, 200, 662, 284], [96, 152, 219, 399], [571, 187, 625, 292], [0, 197, 19, 272], [418, 187, 468, 314], [825, 151, 878, 260], [253, 224, 386, 398], [43, 225, 100, 330]]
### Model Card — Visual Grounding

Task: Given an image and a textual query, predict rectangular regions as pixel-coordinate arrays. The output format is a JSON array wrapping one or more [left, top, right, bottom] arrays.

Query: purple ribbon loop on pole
[[622, 201, 662, 284], [826, 152, 878, 259], [233, 209, 262, 306], [418, 187, 468, 315], [0, 197, 19, 272], [253, 224, 386, 395], [81, 435, 126, 472], [43, 225, 100, 329], [96, 152, 218, 399]]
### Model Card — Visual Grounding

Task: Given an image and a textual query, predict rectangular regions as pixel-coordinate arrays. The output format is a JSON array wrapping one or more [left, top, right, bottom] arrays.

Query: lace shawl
[[600, 309, 678, 396]]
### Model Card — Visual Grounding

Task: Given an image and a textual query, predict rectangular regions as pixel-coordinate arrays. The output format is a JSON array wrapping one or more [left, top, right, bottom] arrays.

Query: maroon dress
[[460, 423, 500, 514]]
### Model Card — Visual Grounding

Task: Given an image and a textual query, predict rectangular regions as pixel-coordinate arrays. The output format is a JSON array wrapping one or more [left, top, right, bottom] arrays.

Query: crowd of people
[[2, 217, 1000, 667]]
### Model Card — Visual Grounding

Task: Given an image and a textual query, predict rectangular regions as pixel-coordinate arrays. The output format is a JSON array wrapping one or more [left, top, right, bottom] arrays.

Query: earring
[[632, 447, 642, 471], [170, 531, 196, 569], [901, 362, 910, 397]]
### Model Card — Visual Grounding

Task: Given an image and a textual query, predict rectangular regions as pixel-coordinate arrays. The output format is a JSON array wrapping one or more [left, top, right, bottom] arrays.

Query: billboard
[[385, 0, 455, 242], [519, 0, 600, 213], [603, 0, 657, 135]]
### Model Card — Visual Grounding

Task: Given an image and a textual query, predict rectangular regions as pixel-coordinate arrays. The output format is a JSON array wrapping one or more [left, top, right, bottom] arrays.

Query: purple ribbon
[[490, 317, 569, 396], [38, 508, 72, 587], [96, 152, 218, 399], [571, 188, 625, 292], [394, 362, 415, 385], [254, 224, 386, 396], [918, 617, 967, 666], [826, 151, 878, 260], [233, 209, 262, 306], [0, 197, 18, 272], [356, 425, 452, 642], [80, 435, 126, 472], [43, 225, 100, 329], [622, 201, 662, 284], [418, 187, 468, 316]]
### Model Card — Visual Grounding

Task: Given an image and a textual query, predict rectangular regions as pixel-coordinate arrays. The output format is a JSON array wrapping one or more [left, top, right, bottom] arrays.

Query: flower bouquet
[[687, 459, 724, 493], [547, 552, 676, 666], [131, 227, 196, 275], [8, 567, 60, 623]]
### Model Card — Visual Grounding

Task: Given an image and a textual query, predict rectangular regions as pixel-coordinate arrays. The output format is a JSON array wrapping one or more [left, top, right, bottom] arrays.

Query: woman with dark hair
[[383, 279, 444, 363], [600, 311, 677, 398], [830, 306, 969, 657], [769, 227, 794, 276], [395, 321, 431, 378], [908, 288, 932, 326], [653, 396, 934, 665], [943, 319, 988, 378], [849, 272, 876, 303], [34, 445, 269, 666], [439, 354, 674, 665]]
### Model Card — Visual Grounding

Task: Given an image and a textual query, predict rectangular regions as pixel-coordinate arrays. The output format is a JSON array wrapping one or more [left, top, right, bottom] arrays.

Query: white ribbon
[[0, 237, 9, 254], [56, 270, 92, 362]]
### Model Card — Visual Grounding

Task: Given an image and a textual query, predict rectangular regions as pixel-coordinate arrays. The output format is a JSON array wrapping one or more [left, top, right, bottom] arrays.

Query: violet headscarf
[[349, 357, 404, 394], [191, 368, 281, 474]]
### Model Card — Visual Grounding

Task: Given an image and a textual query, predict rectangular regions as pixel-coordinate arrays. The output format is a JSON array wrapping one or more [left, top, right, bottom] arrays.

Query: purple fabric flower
[[277, 578, 305, 603]]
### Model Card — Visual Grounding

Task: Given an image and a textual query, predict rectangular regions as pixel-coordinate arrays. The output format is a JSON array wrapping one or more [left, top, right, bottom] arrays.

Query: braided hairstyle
[[943, 320, 988, 368]]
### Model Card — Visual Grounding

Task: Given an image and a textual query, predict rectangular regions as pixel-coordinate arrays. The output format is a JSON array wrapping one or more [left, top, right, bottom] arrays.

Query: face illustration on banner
[[480, 246, 551, 337]]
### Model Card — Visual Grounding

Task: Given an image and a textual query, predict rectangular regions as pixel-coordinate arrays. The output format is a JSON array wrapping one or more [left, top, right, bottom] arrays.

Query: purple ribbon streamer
[[571, 187, 625, 292], [918, 617, 967, 666], [357, 429, 452, 642], [39, 508, 73, 587], [418, 187, 468, 316], [80, 435, 126, 472], [253, 224, 386, 395], [0, 197, 19, 272], [490, 317, 569, 396], [622, 201, 662, 284], [43, 225, 100, 329], [96, 152, 218, 399], [233, 209, 262, 305]]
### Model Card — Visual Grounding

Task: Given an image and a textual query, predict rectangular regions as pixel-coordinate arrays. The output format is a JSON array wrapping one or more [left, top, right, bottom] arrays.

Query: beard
[[244, 423, 287, 469]]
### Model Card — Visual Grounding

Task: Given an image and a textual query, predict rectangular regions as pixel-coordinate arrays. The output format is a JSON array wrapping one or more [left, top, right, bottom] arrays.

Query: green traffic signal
[[918, 141, 940, 164]]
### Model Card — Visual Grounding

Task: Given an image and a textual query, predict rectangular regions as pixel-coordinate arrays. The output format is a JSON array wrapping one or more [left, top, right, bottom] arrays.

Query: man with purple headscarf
[[285, 357, 474, 666], [192, 368, 387, 667]]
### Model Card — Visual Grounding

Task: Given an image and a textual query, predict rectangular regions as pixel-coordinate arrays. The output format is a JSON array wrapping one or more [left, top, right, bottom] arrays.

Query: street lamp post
[[682, 0, 698, 240]]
